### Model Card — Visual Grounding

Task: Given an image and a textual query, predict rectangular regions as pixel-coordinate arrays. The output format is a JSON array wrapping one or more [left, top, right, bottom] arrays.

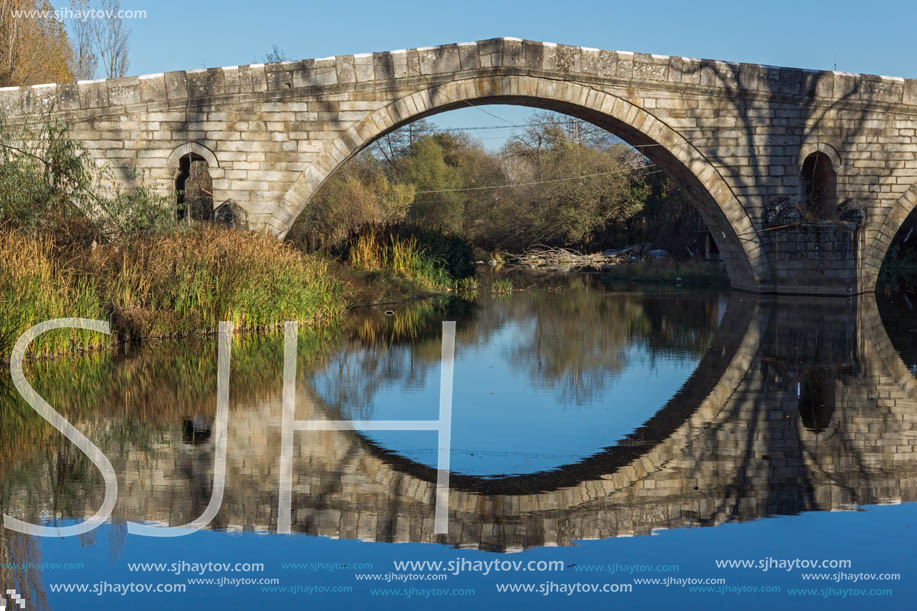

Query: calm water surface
[[1, 274, 915, 609]]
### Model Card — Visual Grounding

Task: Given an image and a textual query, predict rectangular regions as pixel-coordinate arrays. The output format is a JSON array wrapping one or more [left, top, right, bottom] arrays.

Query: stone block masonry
[[4, 37, 917, 294]]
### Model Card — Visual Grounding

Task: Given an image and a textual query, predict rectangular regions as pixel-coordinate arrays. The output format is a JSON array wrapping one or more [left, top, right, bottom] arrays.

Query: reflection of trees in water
[[0, 531, 47, 610], [636, 293, 725, 357], [316, 287, 723, 416], [0, 326, 339, 471], [0, 326, 339, 533], [0, 518, 123, 610], [504, 292, 715, 405], [313, 299, 469, 419]]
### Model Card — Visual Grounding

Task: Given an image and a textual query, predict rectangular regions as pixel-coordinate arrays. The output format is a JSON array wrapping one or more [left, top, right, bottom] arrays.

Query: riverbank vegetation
[[342, 223, 474, 288], [0, 227, 345, 359], [288, 112, 727, 284]]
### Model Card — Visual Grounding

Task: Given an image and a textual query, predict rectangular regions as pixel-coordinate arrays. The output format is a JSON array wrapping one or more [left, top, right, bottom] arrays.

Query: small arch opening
[[797, 368, 835, 433], [800, 152, 837, 219], [176, 153, 214, 223]]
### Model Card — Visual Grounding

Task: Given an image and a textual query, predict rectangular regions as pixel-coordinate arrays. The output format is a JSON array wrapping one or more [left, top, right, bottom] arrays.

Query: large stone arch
[[273, 75, 770, 292], [861, 185, 917, 293]]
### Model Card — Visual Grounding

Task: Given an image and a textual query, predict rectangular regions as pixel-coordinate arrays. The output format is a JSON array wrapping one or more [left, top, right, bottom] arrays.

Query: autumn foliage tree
[[0, 0, 72, 86], [286, 153, 415, 251], [497, 113, 649, 248], [287, 112, 659, 253]]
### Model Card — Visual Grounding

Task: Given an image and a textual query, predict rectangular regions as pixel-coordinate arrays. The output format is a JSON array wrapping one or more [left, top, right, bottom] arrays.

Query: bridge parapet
[[3, 38, 917, 118]]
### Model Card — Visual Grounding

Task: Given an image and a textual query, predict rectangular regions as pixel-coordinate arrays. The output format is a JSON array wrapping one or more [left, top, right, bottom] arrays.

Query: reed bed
[[0, 227, 347, 361], [347, 228, 453, 290], [0, 230, 108, 359], [96, 227, 345, 339]]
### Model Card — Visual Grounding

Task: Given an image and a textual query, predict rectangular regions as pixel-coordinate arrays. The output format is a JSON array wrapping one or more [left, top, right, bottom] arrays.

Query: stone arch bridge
[[4, 38, 917, 294]]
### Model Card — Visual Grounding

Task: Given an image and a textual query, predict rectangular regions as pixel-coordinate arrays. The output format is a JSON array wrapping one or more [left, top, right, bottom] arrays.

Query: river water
[[1, 274, 915, 609]]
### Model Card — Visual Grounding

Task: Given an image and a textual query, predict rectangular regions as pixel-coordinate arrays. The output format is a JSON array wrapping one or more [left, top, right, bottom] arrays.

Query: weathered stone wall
[[761, 222, 859, 294], [3, 38, 917, 294]]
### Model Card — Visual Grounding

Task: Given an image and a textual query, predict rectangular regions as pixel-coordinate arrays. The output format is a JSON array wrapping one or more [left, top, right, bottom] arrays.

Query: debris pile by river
[[504, 244, 670, 272]]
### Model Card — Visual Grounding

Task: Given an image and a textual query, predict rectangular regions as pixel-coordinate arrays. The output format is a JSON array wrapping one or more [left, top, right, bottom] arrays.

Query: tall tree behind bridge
[[0, 0, 72, 86], [93, 0, 129, 78], [67, 0, 97, 80], [501, 112, 649, 247]]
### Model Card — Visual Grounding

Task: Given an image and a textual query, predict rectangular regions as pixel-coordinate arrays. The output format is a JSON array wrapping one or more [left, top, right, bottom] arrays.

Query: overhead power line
[[429, 124, 668, 151], [438, 120, 567, 131], [461, 99, 515, 124], [412, 166, 664, 196]]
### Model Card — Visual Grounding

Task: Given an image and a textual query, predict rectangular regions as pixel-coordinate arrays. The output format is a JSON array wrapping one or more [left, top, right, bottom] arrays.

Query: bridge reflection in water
[[1, 292, 916, 556]]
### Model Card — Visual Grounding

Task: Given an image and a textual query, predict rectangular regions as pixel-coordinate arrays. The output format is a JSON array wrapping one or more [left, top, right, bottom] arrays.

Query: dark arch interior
[[800, 152, 837, 219], [877, 204, 917, 292], [176, 153, 214, 222]]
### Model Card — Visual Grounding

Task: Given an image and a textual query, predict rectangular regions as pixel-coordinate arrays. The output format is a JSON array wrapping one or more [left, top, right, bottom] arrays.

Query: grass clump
[[343, 223, 474, 291], [455, 277, 479, 293], [490, 278, 514, 294], [0, 230, 108, 359]]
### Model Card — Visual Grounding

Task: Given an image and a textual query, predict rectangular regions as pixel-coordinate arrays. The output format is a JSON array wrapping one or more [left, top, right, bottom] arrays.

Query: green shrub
[[1, 115, 180, 244]]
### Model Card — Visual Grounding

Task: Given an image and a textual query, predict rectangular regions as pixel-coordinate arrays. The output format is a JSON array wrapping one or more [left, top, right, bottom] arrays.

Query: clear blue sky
[[107, 0, 917, 145]]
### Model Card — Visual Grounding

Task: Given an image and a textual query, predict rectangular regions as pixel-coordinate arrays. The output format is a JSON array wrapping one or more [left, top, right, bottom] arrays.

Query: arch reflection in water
[[1, 284, 916, 554], [309, 288, 725, 478]]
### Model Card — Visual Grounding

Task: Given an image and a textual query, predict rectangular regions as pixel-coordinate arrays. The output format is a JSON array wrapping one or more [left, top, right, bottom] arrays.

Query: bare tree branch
[[67, 0, 97, 80], [93, 0, 129, 78]]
